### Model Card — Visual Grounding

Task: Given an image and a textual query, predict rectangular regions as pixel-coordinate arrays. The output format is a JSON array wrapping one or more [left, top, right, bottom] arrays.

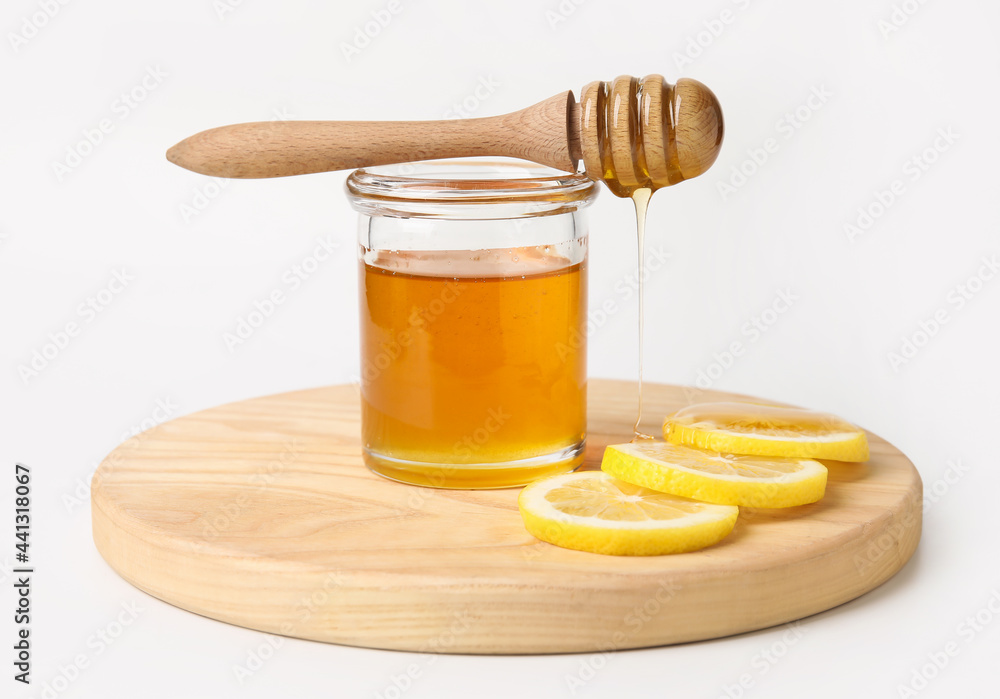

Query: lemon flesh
[[602, 441, 827, 508], [663, 401, 869, 462], [518, 471, 738, 556]]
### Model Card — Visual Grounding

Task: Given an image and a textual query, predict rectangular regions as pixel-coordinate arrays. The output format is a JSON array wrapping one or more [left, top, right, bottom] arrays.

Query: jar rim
[[345, 158, 598, 219]]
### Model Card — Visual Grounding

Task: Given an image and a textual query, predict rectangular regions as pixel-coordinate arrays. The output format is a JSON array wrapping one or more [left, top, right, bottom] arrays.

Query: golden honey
[[359, 246, 587, 488]]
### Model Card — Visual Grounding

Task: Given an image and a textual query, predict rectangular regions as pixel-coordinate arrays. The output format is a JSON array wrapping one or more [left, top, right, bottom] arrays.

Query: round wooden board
[[91, 380, 921, 654]]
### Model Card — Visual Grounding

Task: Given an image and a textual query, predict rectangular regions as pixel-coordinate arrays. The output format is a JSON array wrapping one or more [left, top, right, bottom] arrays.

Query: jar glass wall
[[346, 159, 598, 489]]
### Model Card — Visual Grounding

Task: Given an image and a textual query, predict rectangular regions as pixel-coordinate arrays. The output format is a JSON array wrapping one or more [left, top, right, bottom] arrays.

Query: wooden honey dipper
[[166, 74, 723, 197]]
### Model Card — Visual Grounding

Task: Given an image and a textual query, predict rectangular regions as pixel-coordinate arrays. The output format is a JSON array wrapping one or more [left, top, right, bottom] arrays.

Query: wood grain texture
[[608, 75, 643, 191], [572, 75, 724, 197], [673, 78, 725, 181], [165, 75, 724, 191], [165, 92, 575, 178], [91, 380, 921, 654]]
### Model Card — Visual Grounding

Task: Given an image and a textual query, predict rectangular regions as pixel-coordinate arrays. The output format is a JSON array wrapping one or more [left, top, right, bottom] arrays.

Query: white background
[[2, 0, 999, 697]]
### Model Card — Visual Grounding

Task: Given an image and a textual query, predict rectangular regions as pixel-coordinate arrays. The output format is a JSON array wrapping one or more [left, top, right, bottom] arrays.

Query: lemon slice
[[518, 471, 738, 556], [602, 441, 827, 508], [663, 402, 869, 462]]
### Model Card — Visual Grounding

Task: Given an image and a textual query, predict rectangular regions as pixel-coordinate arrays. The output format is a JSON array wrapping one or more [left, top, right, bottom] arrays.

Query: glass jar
[[346, 158, 598, 489]]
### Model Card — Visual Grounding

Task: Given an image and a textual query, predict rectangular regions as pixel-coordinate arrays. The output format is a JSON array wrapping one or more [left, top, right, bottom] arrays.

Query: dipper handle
[[166, 92, 576, 179]]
